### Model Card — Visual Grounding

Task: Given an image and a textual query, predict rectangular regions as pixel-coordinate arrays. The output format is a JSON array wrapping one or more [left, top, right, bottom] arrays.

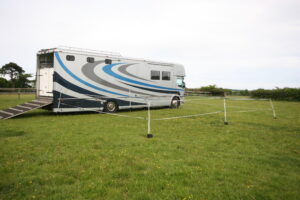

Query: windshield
[[176, 77, 185, 88]]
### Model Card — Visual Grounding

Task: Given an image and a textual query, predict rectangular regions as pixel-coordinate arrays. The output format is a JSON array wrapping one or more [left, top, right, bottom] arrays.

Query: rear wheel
[[104, 100, 118, 113], [170, 97, 180, 108]]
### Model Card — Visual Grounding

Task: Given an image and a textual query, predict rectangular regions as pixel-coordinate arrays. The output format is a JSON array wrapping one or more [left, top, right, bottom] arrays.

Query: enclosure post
[[269, 99, 277, 119], [129, 89, 132, 111], [18, 88, 20, 100], [147, 100, 153, 138], [57, 91, 62, 113], [224, 98, 229, 125]]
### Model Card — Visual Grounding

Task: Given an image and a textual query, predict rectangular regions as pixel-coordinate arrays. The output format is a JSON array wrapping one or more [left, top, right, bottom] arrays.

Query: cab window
[[176, 77, 185, 88]]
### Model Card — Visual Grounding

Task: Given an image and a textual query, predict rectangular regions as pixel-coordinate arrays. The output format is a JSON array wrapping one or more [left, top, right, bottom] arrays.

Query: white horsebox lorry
[[0, 47, 186, 119]]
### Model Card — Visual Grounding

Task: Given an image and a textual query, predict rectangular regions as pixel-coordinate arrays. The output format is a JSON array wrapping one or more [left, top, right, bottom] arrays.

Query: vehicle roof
[[37, 46, 183, 67]]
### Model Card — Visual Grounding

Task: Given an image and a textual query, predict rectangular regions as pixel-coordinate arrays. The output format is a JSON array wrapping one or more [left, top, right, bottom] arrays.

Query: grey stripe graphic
[[118, 64, 151, 82], [81, 61, 149, 95]]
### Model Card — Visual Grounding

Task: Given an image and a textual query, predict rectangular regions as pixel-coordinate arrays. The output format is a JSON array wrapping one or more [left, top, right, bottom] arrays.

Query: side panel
[[52, 51, 184, 112]]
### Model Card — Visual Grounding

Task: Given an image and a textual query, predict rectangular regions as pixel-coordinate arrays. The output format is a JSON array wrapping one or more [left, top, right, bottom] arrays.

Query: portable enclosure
[[36, 47, 186, 113]]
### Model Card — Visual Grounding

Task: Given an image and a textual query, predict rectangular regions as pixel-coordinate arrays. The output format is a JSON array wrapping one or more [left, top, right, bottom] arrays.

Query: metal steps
[[0, 97, 53, 120]]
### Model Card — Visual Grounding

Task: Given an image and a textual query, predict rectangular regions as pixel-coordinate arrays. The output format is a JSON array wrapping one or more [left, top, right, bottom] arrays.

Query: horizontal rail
[[0, 88, 36, 91], [153, 111, 222, 121]]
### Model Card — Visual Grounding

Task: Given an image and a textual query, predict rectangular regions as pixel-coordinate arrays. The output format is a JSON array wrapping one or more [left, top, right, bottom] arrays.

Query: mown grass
[[0, 94, 299, 200]]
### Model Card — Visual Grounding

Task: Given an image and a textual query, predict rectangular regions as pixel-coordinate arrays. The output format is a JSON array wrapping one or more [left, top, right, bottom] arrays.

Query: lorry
[[0, 47, 186, 119]]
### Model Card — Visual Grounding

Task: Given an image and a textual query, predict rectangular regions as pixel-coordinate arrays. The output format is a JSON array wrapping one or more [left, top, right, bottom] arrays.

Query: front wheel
[[170, 97, 180, 108], [104, 100, 118, 113]]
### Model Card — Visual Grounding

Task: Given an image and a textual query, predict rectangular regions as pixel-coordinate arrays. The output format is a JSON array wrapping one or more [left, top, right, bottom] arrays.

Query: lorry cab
[[174, 64, 186, 96]]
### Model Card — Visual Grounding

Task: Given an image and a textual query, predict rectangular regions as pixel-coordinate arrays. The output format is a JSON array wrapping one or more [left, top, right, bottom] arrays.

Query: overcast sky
[[0, 0, 299, 89]]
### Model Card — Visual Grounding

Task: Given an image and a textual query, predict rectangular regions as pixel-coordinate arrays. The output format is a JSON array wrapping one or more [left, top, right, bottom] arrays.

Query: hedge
[[251, 88, 300, 101]]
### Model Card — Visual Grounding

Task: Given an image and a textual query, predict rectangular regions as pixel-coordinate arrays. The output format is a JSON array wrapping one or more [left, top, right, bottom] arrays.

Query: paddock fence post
[[269, 99, 277, 119], [224, 98, 229, 125], [57, 91, 62, 113], [147, 100, 153, 138], [129, 89, 132, 112], [18, 88, 21, 100]]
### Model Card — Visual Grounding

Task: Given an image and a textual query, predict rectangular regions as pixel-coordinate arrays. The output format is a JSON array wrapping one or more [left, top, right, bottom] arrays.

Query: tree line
[[251, 88, 300, 101], [0, 62, 33, 88], [189, 85, 300, 101]]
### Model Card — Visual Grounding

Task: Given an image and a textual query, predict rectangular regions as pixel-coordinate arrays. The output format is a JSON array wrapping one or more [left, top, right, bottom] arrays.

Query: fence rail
[[0, 88, 36, 99], [185, 89, 212, 96], [0, 88, 36, 93]]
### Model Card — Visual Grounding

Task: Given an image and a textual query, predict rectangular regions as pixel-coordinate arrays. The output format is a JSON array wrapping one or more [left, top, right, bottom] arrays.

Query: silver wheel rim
[[172, 99, 179, 108], [107, 102, 116, 112]]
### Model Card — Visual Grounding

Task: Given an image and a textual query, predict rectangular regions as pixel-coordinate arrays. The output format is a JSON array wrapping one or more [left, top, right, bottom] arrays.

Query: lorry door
[[38, 53, 54, 97], [38, 66, 54, 97]]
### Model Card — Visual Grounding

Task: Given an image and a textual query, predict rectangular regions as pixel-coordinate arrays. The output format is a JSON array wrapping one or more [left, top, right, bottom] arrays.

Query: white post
[[147, 100, 153, 138], [57, 91, 62, 113], [269, 99, 277, 119], [129, 89, 132, 111], [224, 98, 228, 125]]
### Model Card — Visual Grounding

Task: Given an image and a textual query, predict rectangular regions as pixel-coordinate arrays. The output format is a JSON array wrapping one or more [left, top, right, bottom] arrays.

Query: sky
[[0, 0, 299, 89]]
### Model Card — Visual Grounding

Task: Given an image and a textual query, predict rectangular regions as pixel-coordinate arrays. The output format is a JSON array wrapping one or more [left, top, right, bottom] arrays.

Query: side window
[[162, 71, 171, 80], [105, 59, 112, 64], [151, 70, 160, 80], [66, 55, 75, 61], [87, 57, 94, 63]]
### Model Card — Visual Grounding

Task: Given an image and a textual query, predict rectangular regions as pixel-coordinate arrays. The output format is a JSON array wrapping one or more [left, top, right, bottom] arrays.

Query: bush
[[199, 85, 232, 96], [251, 88, 300, 101]]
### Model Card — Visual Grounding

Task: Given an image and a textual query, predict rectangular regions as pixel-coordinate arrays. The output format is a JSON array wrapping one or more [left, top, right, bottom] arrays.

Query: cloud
[[0, 0, 299, 89]]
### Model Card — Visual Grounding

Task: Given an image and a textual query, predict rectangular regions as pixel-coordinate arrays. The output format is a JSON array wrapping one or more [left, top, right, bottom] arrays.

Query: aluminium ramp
[[0, 98, 52, 120]]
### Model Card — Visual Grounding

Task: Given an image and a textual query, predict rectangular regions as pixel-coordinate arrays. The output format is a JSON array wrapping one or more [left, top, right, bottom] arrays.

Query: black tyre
[[104, 100, 118, 113], [170, 97, 180, 108]]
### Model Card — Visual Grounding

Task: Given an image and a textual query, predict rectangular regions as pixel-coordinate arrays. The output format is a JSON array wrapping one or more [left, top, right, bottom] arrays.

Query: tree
[[200, 85, 232, 96], [0, 62, 25, 88], [240, 89, 250, 96], [0, 77, 11, 88], [0, 62, 33, 88], [15, 73, 33, 88]]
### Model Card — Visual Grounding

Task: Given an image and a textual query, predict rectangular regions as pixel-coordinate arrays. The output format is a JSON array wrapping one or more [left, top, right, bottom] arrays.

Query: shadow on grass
[[12, 110, 55, 119], [0, 130, 26, 137]]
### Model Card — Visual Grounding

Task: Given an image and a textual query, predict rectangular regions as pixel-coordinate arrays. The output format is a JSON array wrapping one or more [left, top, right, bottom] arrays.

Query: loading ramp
[[0, 97, 52, 120]]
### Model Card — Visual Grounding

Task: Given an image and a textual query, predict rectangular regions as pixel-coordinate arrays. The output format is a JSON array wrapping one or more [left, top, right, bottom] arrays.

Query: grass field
[[0, 94, 299, 200]]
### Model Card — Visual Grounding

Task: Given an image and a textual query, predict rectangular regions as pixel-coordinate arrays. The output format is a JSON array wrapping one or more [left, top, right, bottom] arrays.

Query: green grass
[[0, 94, 299, 200]]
